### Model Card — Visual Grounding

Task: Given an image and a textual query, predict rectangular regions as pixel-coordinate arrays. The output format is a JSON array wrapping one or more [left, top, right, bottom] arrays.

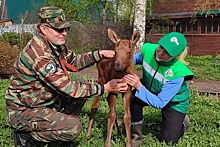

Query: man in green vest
[[124, 32, 194, 146]]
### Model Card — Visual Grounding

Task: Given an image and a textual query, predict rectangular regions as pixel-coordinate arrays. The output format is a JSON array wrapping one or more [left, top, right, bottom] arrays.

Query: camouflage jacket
[[5, 33, 104, 110]]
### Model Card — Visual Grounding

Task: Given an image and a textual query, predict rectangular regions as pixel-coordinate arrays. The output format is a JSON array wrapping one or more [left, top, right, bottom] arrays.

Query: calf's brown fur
[[85, 28, 140, 147]]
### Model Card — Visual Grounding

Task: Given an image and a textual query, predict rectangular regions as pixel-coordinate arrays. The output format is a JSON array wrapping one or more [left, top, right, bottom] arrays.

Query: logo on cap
[[170, 37, 179, 46]]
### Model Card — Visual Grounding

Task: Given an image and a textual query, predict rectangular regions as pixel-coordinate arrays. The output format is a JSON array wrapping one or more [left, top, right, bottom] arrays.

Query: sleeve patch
[[45, 62, 57, 74]]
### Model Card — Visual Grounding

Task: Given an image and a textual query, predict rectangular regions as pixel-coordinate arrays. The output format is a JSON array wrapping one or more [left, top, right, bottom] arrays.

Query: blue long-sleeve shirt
[[134, 53, 184, 109]]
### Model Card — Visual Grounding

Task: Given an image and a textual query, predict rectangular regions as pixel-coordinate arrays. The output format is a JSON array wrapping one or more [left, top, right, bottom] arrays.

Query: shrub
[[0, 32, 33, 49], [66, 22, 133, 54], [0, 42, 20, 78]]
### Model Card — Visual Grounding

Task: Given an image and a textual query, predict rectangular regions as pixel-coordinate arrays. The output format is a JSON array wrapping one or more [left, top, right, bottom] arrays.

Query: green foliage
[[0, 80, 13, 146], [0, 42, 20, 75], [45, 0, 137, 25], [45, 0, 76, 21], [111, 0, 135, 24], [0, 79, 220, 146], [45, 0, 109, 24], [0, 32, 33, 49], [45, 0, 106, 25], [195, 0, 220, 12], [0, 32, 20, 46], [73, 0, 105, 24], [186, 55, 220, 81]]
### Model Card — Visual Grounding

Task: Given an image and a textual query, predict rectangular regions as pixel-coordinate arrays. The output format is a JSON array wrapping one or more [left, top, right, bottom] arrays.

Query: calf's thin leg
[[123, 89, 132, 147], [85, 96, 101, 137], [86, 70, 105, 137], [104, 94, 117, 147]]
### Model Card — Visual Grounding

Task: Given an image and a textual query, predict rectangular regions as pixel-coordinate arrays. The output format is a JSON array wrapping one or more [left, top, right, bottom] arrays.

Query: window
[[213, 19, 219, 34], [181, 21, 186, 33], [207, 20, 212, 33], [174, 18, 220, 34], [175, 19, 198, 33], [193, 21, 198, 33], [200, 18, 220, 34], [151, 17, 220, 34], [187, 21, 191, 32], [201, 20, 206, 33], [176, 21, 180, 32]]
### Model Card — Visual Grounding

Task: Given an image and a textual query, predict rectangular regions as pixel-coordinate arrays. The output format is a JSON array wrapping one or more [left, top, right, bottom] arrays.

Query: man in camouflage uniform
[[5, 6, 128, 147]]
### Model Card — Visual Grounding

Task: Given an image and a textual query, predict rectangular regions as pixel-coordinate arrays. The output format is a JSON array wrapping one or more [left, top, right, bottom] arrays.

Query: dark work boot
[[131, 122, 143, 147], [12, 131, 33, 147]]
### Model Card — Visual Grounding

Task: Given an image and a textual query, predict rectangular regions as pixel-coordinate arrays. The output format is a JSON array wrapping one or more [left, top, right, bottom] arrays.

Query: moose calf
[[86, 28, 140, 147]]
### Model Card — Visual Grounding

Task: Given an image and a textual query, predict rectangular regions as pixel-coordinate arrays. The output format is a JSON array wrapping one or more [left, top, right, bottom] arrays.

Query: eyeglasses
[[45, 25, 70, 33]]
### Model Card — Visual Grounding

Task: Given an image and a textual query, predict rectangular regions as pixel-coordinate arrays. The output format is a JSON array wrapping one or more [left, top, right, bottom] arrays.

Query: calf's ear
[[108, 28, 120, 44], [131, 31, 141, 45]]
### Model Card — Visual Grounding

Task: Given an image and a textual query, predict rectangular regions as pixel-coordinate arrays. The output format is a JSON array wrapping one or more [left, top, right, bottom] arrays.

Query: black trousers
[[130, 95, 186, 144]]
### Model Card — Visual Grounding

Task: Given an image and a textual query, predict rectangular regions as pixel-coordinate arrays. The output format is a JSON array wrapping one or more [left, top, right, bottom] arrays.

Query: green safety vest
[[141, 43, 194, 113]]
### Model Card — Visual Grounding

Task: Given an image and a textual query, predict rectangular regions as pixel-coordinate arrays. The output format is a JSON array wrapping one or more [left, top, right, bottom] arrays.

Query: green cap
[[38, 6, 72, 29], [158, 32, 187, 57]]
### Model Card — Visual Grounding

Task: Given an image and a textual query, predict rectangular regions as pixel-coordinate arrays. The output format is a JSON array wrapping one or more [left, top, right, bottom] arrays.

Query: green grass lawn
[[0, 79, 220, 147], [186, 55, 220, 81], [1, 54, 220, 146]]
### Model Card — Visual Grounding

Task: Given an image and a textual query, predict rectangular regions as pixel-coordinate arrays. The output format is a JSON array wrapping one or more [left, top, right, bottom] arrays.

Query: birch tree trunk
[[133, 0, 146, 53]]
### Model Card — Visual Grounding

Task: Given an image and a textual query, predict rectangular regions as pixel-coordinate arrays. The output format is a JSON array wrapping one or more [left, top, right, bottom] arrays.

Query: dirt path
[[75, 66, 220, 95], [1, 66, 219, 96]]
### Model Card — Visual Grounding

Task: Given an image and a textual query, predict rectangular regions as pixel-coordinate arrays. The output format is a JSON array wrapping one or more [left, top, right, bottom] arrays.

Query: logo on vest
[[170, 37, 179, 46], [165, 69, 174, 77]]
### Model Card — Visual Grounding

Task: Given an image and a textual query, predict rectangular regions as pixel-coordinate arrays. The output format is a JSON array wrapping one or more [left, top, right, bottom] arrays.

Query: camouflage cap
[[38, 6, 72, 29]]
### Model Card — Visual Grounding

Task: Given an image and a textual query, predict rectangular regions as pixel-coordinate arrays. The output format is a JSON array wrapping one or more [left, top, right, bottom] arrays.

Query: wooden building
[[148, 0, 220, 56]]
